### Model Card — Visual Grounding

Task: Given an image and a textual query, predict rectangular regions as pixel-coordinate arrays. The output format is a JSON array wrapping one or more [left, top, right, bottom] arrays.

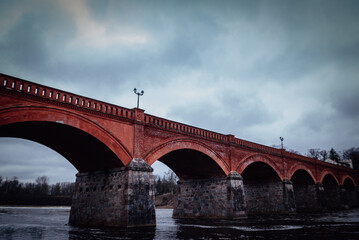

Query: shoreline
[[0, 205, 71, 208]]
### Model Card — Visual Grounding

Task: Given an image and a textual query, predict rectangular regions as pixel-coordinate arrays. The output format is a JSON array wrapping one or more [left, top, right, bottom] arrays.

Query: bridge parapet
[[0, 73, 135, 120]]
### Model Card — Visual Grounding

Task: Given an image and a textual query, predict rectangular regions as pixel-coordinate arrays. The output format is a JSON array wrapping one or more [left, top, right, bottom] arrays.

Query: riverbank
[[155, 193, 174, 209]]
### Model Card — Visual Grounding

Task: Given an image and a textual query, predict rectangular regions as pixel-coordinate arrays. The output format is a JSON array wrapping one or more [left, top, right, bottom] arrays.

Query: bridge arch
[[0, 106, 132, 171], [319, 170, 340, 186], [239, 156, 284, 215], [341, 176, 358, 208], [145, 138, 229, 180], [340, 175, 357, 187], [236, 153, 283, 181], [289, 167, 317, 212], [320, 170, 341, 210], [287, 164, 316, 183]]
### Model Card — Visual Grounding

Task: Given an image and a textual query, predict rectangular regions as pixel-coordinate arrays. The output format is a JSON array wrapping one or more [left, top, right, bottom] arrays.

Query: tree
[[51, 183, 61, 196], [307, 148, 320, 159], [35, 176, 49, 196], [329, 148, 341, 162], [154, 170, 178, 195], [288, 149, 300, 154], [343, 147, 359, 170], [319, 150, 328, 161]]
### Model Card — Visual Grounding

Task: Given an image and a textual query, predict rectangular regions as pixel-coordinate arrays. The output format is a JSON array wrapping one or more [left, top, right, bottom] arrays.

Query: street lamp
[[279, 137, 284, 149], [133, 88, 144, 108]]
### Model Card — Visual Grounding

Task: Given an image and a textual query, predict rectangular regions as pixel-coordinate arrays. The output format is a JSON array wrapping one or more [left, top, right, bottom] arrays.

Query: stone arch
[[240, 155, 288, 215], [340, 175, 357, 187], [287, 163, 316, 184], [289, 166, 318, 212], [341, 175, 358, 208], [319, 170, 340, 186], [236, 153, 283, 181], [320, 170, 341, 210], [145, 138, 230, 177], [0, 106, 132, 171]]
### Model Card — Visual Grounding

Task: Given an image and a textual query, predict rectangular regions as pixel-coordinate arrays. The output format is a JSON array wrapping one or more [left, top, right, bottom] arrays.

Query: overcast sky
[[1, 0, 359, 184]]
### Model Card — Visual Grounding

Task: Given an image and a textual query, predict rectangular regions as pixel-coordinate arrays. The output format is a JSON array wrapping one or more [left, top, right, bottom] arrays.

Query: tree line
[[0, 175, 75, 206], [306, 147, 359, 169], [0, 170, 179, 206], [154, 170, 178, 196]]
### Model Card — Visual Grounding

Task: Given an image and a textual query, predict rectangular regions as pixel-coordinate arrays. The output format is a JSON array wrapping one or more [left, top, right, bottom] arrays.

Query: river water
[[0, 207, 359, 239]]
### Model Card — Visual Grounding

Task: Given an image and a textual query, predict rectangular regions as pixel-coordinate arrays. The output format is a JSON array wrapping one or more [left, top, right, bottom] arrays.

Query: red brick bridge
[[1, 73, 358, 227]]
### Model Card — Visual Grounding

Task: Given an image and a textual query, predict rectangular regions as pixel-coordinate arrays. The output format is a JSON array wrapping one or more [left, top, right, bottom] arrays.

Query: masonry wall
[[294, 184, 320, 212], [323, 186, 341, 210], [244, 181, 290, 215], [342, 188, 359, 208], [69, 169, 127, 227], [69, 159, 155, 227], [124, 167, 156, 227], [173, 172, 246, 219]]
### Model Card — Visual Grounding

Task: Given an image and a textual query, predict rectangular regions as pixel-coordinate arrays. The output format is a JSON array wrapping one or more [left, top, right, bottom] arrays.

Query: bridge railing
[[144, 114, 228, 142], [0, 74, 135, 120], [143, 113, 284, 155]]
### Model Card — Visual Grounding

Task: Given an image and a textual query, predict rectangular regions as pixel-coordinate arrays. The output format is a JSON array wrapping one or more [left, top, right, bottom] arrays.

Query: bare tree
[[329, 148, 341, 162], [319, 150, 328, 161], [307, 148, 320, 159]]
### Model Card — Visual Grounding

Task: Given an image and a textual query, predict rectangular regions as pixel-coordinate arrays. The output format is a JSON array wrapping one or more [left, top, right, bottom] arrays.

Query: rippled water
[[1, 206, 359, 239]]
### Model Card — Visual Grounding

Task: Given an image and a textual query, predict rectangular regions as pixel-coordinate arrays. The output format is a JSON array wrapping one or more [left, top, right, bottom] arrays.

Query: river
[[0, 206, 359, 239]]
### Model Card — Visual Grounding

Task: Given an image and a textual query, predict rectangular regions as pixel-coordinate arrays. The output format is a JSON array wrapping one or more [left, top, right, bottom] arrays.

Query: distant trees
[[306, 147, 359, 170], [0, 175, 75, 206], [154, 170, 178, 196], [343, 147, 359, 170], [307, 148, 320, 159], [319, 150, 328, 161], [329, 148, 341, 162]]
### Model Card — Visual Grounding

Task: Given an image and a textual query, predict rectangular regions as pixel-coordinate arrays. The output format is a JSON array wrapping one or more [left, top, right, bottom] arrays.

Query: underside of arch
[[320, 171, 339, 186], [0, 121, 124, 172], [291, 169, 316, 185], [145, 139, 229, 180], [0, 107, 132, 172], [341, 175, 356, 187], [157, 149, 227, 180], [241, 161, 281, 184]]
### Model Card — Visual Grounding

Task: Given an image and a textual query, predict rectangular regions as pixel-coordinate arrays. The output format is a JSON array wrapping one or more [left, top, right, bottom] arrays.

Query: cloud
[[60, 0, 149, 49]]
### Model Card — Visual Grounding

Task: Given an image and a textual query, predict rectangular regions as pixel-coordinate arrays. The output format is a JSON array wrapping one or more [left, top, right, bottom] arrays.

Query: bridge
[[1, 73, 358, 227]]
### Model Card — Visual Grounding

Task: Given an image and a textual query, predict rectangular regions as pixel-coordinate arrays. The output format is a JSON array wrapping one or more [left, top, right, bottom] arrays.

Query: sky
[[1, 0, 359, 184]]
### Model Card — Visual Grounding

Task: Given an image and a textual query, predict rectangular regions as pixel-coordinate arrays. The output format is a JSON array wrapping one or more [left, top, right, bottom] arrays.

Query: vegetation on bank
[[0, 170, 178, 207], [0, 176, 74, 206]]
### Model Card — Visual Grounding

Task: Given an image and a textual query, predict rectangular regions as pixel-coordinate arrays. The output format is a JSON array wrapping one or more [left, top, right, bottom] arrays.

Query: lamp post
[[133, 88, 144, 108], [279, 137, 284, 149]]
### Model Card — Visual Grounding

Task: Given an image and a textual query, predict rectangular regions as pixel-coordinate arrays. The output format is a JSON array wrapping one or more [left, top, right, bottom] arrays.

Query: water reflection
[[1, 207, 359, 239]]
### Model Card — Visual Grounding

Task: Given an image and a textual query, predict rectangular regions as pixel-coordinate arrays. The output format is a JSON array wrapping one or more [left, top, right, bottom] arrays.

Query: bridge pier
[[293, 182, 322, 212], [244, 179, 296, 215], [340, 186, 358, 209], [173, 171, 246, 219], [69, 158, 155, 228]]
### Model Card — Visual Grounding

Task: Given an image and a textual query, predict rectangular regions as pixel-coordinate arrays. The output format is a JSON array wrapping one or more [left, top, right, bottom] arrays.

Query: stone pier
[[293, 183, 322, 212], [244, 179, 296, 215], [173, 171, 246, 219], [69, 158, 155, 228]]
